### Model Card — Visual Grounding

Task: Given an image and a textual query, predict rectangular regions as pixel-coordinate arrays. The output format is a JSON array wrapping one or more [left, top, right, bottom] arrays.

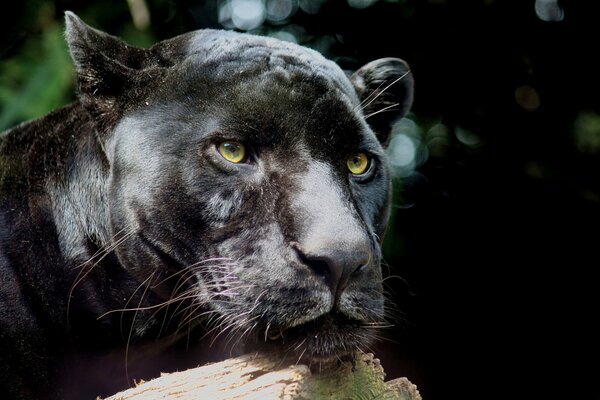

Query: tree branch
[[102, 352, 421, 400]]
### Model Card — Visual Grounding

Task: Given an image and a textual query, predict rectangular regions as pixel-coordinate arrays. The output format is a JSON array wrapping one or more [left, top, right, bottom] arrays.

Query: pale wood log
[[102, 352, 421, 400]]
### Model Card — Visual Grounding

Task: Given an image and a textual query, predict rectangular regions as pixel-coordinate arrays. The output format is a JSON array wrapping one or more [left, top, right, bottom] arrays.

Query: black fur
[[0, 12, 413, 399]]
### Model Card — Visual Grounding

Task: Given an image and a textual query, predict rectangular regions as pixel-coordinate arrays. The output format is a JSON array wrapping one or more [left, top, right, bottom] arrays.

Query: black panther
[[0, 12, 413, 399]]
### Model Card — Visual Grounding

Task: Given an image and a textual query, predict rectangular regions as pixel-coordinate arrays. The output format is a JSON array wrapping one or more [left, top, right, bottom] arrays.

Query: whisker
[[294, 340, 308, 366], [67, 227, 137, 319], [358, 70, 411, 112], [97, 291, 199, 319], [73, 226, 134, 269], [354, 78, 389, 112], [364, 102, 400, 119], [124, 271, 156, 386], [176, 309, 219, 336]]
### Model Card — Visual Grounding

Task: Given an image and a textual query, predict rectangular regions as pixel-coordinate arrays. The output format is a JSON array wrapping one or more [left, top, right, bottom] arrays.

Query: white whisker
[[358, 70, 411, 112], [364, 102, 400, 119]]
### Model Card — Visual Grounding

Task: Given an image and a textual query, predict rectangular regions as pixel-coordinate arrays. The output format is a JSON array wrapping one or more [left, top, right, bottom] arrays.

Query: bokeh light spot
[[226, 0, 266, 31], [524, 160, 545, 179], [455, 126, 481, 147], [426, 123, 451, 157], [268, 30, 298, 43], [574, 111, 600, 154], [266, 0, 298, 23], [387, 119, 426, 178], [218, 1, 235, 29], [348, 0, 378, 9], [299, 0, 327, 14], [515, 85, 541, 111], [389, 134, 416, 168], [535, 0, 564, 22]]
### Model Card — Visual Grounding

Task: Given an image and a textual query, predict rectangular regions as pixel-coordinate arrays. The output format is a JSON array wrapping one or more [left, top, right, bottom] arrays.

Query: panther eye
[[218, 141, 246, 163], [347, 152, 370, 175]]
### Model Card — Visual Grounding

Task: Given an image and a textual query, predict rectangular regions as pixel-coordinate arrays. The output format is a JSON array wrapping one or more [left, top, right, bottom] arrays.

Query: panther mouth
[[249, 312, 375, 363]]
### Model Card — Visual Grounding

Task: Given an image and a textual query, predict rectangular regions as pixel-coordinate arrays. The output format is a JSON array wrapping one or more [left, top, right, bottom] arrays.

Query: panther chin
[[248, 313, 375, 365]]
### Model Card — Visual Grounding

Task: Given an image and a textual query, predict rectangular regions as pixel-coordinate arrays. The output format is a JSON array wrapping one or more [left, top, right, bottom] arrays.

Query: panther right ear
[[65, 12, 150, 96], [64, 11, 155, 128]]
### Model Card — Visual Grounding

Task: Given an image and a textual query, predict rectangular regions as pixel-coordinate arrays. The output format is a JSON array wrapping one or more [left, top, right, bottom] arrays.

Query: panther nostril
[[296, 250, 334, 282], [306, 258, 330, 279]]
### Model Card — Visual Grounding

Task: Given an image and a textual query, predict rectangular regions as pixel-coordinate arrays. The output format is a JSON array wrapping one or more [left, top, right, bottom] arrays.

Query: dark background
[[2, 1, 599, 399]]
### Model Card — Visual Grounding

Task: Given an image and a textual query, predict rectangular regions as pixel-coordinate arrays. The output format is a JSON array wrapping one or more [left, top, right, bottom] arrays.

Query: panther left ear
[[351, 58, 414, 147]]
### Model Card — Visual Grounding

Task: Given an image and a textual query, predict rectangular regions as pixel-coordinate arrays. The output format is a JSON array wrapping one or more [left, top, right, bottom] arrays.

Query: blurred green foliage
[[0, 8, 74, 130], [0, 1, 163, 131]]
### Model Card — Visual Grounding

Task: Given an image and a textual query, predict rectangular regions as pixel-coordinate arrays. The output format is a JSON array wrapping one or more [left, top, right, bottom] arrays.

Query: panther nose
[[296, 244, 371, 297]]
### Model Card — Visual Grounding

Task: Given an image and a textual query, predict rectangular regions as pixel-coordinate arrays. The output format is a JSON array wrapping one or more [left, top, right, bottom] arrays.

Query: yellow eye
[[218, 141, 246, 163], [347, 152, 370, 175]]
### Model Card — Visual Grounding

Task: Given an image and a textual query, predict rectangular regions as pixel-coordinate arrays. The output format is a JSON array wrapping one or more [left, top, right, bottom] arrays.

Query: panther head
[[65, 12, 413, 363]]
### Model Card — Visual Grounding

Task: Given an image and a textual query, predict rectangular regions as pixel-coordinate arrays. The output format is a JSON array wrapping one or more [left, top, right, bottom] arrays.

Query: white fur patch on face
[[46, 165, 111, 262], [205, 191, 243, 222], [109, 117, 161, 175], [293, 161, 365, 251]]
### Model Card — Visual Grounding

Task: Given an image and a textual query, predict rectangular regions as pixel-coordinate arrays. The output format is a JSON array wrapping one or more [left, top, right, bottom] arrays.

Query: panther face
[[66, 12, 413, 363]]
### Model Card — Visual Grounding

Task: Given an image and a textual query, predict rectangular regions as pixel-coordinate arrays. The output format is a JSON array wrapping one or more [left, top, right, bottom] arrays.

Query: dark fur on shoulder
[[0, 12, 413, 399]]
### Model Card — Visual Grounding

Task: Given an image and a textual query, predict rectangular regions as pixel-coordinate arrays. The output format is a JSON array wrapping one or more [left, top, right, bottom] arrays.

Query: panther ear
[[351, 58, 414, 147], [65, 12, 151, 96], [65, 11, 154, 128]]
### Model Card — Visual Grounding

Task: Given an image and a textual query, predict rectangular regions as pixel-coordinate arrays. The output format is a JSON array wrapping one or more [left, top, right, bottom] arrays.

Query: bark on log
[[102, 352, 421, 400]]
